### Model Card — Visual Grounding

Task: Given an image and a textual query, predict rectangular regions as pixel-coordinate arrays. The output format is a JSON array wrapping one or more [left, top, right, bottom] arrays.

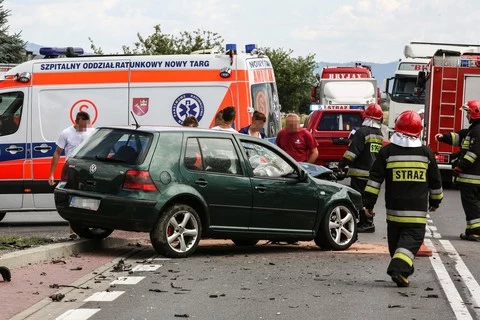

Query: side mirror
[[298, 169, 309, 182], [416, 71, 426, 88]]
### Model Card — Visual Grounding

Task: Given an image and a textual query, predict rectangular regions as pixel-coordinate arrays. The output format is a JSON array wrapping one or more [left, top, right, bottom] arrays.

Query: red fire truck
[[420, 49, 480, 184]]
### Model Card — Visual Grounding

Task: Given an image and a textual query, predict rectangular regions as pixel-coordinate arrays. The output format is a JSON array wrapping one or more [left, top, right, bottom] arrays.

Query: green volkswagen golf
[[54, 126, 362, 258]]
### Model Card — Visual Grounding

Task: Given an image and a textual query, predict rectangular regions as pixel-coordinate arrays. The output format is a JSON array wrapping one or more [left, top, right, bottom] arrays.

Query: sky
[[4, 0, 480, 63]]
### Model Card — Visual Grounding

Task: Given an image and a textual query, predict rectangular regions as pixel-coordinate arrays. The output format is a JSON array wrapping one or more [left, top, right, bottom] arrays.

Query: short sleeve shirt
[[56, 126, 94, 158], [276, 128, 318, 162]]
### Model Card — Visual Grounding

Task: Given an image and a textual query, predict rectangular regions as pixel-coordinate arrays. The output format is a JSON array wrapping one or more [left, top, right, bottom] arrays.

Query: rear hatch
[[311, 110, 364, 168], [63, 128, 155, 196]]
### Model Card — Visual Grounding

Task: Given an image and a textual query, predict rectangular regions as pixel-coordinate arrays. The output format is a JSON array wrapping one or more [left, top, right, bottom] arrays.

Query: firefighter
[[435, 100, 480, 241], [363, 110, 443, 287], [339, 103, 384, 233]]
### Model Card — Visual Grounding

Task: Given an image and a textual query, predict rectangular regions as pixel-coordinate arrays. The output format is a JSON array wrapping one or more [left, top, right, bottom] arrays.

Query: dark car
[[54, 126, 362, 258]]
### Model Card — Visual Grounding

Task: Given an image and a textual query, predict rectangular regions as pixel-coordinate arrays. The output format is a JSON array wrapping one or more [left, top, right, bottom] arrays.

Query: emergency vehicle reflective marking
[[369, 143, 382, 153], [392, 168, 426, 182], [70, 99, 98, 125], [425, 239, 474, 320]]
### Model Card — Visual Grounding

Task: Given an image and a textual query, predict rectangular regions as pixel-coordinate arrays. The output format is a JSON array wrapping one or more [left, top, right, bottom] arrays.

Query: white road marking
[[425, 225, 441, 238], [55, 308, 100, 320], [440, 240, 480, 316], [424, 239, 473, 320], [132, 264, 162, 272], [84, 291, 125, 302], [110, 276, 145, 285]]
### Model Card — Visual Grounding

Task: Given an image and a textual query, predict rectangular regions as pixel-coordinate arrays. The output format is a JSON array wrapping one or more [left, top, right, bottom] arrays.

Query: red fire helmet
[[394, 110, 423, 137], [461, 100, 480, 120], [364, 103, 383, 121]]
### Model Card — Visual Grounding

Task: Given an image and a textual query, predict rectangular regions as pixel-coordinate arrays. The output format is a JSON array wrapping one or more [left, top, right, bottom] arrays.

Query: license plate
[[327, 162, 339, 169], [69, 196, 100, 211]]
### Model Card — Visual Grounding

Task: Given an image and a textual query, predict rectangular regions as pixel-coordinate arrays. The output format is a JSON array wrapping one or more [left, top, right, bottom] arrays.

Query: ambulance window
[[0, 91, 23, 136], [251, 83, 280, 137]]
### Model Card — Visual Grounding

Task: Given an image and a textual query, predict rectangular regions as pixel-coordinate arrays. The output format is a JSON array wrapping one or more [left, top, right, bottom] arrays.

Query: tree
[[0, 0, 25, 63], [262, 48, 316, 114], [122, 25, 224, 55]]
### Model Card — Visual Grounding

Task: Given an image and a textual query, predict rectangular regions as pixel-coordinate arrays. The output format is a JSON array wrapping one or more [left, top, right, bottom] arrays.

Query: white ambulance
[[0, 44, 281, 220]]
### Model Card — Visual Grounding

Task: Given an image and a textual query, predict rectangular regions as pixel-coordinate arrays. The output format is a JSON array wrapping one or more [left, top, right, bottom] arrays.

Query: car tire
[[314, 203, 357, 251], [150, 204, 201, 258], [0, 212, 6, 222], [69, 222, 114, 240], [231, 239, 259, 246]]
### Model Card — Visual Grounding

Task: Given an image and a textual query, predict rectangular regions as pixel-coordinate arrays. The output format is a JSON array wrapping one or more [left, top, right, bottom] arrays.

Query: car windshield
[[317, 113, 363, 131], [71, 128, 153, 165]]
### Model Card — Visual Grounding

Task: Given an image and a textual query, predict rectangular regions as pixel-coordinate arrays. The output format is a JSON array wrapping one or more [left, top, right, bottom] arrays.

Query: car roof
[[96, 125, 242, 135]]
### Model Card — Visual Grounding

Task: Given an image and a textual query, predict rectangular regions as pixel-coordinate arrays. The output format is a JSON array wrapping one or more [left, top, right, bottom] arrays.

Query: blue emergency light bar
[[226, 44, 237, 53], [245, 44, 257, 53], [39, 47, 84, 56]]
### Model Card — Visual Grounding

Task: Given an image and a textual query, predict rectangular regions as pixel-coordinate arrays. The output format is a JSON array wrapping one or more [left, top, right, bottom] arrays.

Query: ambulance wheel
[[0, 212, 6, 222], [69, 222, 114, 240], [315, 203, 357, 250]]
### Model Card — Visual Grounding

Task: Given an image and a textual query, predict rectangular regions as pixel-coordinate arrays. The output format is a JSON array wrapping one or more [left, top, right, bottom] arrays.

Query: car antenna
[[130, 111, 140, 129]]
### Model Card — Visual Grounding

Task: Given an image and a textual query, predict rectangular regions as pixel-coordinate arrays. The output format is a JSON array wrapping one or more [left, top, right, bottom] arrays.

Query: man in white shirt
[[48, 111, 94, 186], [211, 106, 237, 132]]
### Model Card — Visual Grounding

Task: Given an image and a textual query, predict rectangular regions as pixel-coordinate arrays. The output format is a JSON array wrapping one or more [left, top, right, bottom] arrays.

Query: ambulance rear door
[[30, 58, 131, 208], [246, 57, 281, 138], [0, 88, 29, 211]]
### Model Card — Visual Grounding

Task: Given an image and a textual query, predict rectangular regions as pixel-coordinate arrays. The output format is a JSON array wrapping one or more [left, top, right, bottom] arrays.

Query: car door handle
[[5, 146, 24, 153], [195, 179, 208, 187], [34, 145, 53, 151], [254, 185, 267, 192]]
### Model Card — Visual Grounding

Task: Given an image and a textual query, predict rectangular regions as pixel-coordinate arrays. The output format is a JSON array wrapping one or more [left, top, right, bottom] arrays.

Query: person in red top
[[277, 113, 318, 163]]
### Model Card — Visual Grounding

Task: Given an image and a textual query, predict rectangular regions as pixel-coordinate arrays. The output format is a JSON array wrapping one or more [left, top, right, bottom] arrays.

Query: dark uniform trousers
[[440, 122, 480, 236], [363, 143, 443, 279]]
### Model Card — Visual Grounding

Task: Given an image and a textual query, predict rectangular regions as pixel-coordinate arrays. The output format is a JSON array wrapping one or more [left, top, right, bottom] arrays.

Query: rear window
[[317, 113, 362, 131], [71, 128, 153, 165]]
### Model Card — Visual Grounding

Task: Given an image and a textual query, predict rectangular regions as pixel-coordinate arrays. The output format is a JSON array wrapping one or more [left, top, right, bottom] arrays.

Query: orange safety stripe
[[33, 71, 129, 85], [131, 70, 248, 83], [31, 70, 249, 86], [0, 157, 65, 180]]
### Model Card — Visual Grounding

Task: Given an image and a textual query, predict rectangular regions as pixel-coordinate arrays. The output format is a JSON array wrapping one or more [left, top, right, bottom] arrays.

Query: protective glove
[[365, 208, 375, 217], [452, 166, 462, 177]]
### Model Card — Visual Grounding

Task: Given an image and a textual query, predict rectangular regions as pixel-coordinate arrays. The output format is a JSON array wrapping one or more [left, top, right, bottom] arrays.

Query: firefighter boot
[[391, 273, 409, 287], [357, 214, 375, 233]]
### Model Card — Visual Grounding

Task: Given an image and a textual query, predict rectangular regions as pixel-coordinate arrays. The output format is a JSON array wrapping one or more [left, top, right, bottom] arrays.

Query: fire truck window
[[318, 114, 340, 131], [0, 92, 24, 136]]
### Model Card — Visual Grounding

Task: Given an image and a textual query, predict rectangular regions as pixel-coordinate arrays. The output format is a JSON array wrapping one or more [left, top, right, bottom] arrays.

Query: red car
[[304, 109, 365, 170]]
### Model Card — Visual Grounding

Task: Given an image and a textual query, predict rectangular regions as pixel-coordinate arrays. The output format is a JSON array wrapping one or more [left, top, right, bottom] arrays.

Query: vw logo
[[89, 164, 97, 174]]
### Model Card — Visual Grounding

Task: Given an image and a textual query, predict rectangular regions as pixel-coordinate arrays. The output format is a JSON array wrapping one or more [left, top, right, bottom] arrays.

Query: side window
[[342, 114, 363, 131], [0, 92, 24, 136], [197, 138, 242, 175], [184, 138, 204, 171], [241, 141, 294, 178]]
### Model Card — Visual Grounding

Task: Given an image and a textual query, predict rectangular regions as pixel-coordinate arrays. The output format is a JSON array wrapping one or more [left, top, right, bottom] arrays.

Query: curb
[[0, 237, 135, 269]]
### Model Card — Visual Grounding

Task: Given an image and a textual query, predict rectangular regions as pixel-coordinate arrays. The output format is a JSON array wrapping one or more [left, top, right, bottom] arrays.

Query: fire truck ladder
[[437, 54, 459, 133]]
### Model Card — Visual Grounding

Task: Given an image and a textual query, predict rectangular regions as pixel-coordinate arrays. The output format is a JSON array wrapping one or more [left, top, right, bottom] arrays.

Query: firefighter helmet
[[364, 103, 383, 120], [394, 110, 423, 137], [461, 100, 480, 120]]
